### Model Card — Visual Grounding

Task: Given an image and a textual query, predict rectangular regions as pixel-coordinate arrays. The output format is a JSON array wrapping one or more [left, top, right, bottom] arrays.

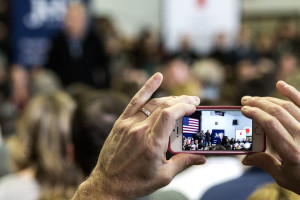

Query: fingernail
[[153, 73, 163, 81], [278, 80, 287, 88], [242, 106, 250, 111], [194, 96, 200, 102], [242, 96, 251, 102]]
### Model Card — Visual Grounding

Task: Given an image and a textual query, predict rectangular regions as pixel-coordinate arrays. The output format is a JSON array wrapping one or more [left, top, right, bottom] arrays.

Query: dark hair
[[72, 90, 128, 176], [209, 145, 226, 151]]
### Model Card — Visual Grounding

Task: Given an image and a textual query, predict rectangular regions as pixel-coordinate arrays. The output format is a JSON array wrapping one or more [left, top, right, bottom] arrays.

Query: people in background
[[205, 130, 210, 147], [0, 92, 83, 200], [46, 2, 109, 88], [71, 90, 128, 176]]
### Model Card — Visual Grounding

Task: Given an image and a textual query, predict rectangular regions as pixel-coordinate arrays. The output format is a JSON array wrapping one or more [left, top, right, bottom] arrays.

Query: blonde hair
[[10, 91, 81, 199], [248, 183, 300, 200]]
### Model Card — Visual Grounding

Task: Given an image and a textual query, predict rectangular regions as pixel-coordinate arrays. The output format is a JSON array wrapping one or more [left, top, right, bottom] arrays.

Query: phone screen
[[182, 110, 253, 151]]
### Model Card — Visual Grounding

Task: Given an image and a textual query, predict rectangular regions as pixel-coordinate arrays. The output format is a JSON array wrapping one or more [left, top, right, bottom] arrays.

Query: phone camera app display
[[182, 110, 253, 151]]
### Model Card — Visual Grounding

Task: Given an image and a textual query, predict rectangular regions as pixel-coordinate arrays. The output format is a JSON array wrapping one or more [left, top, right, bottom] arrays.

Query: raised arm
[[72, 73, 206, 200]]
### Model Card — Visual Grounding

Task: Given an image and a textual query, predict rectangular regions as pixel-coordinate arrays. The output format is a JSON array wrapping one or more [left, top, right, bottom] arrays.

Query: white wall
[[163, 0, 240, 54], [242, 0, 300, 15], [90, 0, 161, 38], [201, 111, 252, 139], [90, 0, 300, 39]]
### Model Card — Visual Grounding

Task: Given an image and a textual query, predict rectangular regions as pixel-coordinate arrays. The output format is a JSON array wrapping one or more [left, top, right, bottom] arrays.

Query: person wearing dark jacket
[[46, 3, 109, 88]]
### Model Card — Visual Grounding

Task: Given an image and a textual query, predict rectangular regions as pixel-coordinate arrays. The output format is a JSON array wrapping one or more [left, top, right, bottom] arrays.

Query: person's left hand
[[241, 81, 300, 195], [73, 73, 206, 200]]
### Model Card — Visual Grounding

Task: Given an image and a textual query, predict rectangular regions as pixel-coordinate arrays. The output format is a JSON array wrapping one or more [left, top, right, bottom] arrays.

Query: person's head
[[248, 183, 300, 200], [219, 133, 224, 139], [72, 90, 128, 176], [214, 33, 227, 49], [226, 144, 232, 150], [237, 25, 252, 47], [195, 140, 198, 144], [191, 141, 195, 145], [64, 2, 88, 39], [236, 60, 257, 82], [278, 53, 298, 81], [210, 145, 226, 150], [200, 139, 204, 144], [30, 69, 62, 96], [10, 92, 78, 187], [162, 58, 190, 90]]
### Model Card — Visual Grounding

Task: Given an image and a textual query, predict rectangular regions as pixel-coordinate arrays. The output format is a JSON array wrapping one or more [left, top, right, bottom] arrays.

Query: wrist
[[73, 169, 134, 200], [72, 178, 116, 200]]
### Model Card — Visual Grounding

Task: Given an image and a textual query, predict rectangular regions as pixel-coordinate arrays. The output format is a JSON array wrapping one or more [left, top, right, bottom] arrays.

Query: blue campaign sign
[[211, 129, 225, 145], [12, 0, 89, 68]]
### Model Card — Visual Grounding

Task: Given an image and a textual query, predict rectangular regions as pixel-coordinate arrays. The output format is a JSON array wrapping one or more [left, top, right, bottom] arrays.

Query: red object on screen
[[240, 132, 242, 135], [246, 129, 250, 133], [197, 0, 206, 7]]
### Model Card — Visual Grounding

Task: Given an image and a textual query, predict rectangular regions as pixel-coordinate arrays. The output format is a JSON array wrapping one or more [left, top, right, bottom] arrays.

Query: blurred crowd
[[0, 1, 300, 199]]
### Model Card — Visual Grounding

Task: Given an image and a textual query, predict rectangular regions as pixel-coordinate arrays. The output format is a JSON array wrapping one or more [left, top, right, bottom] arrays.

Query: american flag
[[183, 117, 199, 134]]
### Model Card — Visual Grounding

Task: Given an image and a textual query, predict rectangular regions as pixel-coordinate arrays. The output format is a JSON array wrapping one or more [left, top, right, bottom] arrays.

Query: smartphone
[[169, 106, 266, 155]]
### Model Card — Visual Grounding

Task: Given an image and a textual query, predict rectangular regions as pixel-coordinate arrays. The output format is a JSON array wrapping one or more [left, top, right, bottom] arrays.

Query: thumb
[[167, 154, 206, 178], [242, 153, 282, 180]]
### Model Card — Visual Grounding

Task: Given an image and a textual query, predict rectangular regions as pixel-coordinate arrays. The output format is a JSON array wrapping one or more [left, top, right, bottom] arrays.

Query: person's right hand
[[72, 73, 206, 200], [241, 81, 300, 195]]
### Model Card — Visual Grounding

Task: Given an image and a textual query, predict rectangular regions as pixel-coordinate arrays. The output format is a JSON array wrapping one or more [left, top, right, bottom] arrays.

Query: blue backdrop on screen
[[211, 129, 225, 145], [12, 0, 89, 68]]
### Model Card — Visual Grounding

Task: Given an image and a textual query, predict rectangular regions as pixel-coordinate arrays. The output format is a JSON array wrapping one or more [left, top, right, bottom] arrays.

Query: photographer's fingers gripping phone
[[169, 106, 266, 155]]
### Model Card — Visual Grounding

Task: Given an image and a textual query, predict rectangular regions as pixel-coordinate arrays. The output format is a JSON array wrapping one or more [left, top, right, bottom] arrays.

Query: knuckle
[[185, 155, 195, 166], [160, 101, 172, 109], [268, 105, 283, 117], [251, 97, 259, 102], [282, 101, 294, 111], [265, 117, 279, 129], [180, 95, 188, 99], [148, 98, 160, 106], [183, 95, 194, 104], [130, 97, 139, 106], [144, 82, 151, 90], [120, 124, 131, 135], [129, 127, 145, 136], [161, 109, 173, 121]]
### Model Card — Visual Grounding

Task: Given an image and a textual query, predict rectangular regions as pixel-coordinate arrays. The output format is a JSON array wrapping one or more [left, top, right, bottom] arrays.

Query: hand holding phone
[[241, 81, 300, 195], [169, 106, 266, 155]]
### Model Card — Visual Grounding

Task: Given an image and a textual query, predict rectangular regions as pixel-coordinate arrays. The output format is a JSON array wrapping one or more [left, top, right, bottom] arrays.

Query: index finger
[[121, 73, 163, 119], [151, 103, 197, 142], [241, 106, 298, 162], [277, 81, 300, 108]]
